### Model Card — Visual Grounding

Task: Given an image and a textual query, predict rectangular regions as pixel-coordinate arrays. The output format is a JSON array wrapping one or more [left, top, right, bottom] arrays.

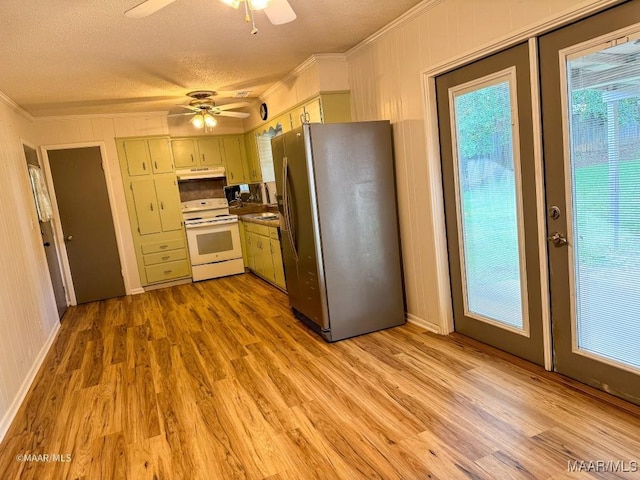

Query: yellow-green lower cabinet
[[241, 222, 286, 291], [270, 237, 285, 290], [138, 230, 190, 285]]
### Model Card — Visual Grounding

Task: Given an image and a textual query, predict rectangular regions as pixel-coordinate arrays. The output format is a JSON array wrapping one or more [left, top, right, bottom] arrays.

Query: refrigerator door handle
[[282, 156, 298, 262]]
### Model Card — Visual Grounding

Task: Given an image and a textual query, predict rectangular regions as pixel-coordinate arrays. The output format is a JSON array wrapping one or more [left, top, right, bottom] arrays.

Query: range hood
[[176, 166, 226, 180]]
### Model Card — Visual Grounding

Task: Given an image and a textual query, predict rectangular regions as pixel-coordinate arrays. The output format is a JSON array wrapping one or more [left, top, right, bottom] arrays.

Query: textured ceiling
[[0, 0, 423, 117]]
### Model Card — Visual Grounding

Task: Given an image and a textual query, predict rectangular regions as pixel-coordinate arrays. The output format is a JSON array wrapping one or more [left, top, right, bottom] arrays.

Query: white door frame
[[21, 139, 70, 308], [40, 142, 129, 305], [419, 0, 623, 371]]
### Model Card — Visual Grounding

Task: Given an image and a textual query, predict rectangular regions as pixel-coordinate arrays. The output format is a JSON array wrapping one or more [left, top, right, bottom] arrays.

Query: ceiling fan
[[170, 91, 250, 130], [125, 0, 296, 33]]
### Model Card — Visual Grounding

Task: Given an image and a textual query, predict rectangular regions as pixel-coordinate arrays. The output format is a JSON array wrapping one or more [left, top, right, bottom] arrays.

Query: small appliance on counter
[[181, 198, 244, 281]]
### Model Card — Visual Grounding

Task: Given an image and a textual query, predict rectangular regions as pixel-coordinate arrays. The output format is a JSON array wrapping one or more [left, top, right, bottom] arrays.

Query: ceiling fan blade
[[215, 102, 250, 111], [214, 111, 250, 118], [178, 105, 200, 111], [125, 0, 177, 18], [264, 0, 296, 25]]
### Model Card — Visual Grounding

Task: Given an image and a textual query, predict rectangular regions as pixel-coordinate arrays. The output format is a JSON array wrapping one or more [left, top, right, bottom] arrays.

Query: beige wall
[[0, 97, 59, 439], [346, 0, 614, 331], [243, 54, 350, 131]]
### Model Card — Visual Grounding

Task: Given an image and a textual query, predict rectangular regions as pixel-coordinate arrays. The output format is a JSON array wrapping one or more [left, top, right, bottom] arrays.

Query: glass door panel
[[567, 39, 640, 371], [451, 75, 527, 333], [436, 42, 545, 366]]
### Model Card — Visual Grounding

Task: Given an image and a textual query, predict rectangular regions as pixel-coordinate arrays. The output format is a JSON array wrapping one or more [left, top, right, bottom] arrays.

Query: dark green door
[[436, 42, 546, 366], [48, 147, 125, 304], [539, 1, 640, 405]]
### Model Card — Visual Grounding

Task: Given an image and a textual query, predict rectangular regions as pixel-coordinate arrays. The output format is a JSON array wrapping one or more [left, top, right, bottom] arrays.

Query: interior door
[[23, 144, 67, 319], [539, 1, 640, 405], [47, 147, 126, 304], [436, 42, 546, 365]]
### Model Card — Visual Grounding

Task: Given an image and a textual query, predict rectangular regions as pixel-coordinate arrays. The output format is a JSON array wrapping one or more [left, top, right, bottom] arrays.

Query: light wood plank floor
[[1, 273, 639, 479]]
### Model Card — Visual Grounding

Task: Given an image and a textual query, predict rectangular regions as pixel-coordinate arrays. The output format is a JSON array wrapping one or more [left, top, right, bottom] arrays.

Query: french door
[[540, 1, 640, 405], [438, 1, 640, 405], [436, 42, 546, 366]]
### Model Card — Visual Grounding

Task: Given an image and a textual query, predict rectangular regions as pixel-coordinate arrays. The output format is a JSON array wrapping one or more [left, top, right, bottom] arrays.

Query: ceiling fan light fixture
[[191, 114, 205, 129], [204, 113, 217, 128], [219, 0, 241, 8], [248, 0, 271, 10]]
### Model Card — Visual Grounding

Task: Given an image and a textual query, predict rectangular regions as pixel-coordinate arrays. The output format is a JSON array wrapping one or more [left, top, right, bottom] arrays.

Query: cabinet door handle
[[150, 203, 154, 211], [160, 202, 164, 210], [300, 114, 305, 124], [190, 154, 194, 163], [154, 161, 158, 170], [163, 270, 172, 275], [142, 162, 147, 171], [159, 245, 168, 250], [161, 256, 170, 261], [202, 154, 206, 162], [230, 172, 234, 179]]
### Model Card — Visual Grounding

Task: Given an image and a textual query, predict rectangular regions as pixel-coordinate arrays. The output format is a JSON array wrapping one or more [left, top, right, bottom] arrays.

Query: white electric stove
[[181, 198, 245, 281]]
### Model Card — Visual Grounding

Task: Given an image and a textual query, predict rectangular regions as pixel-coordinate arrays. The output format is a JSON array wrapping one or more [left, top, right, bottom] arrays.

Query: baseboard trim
[[406, 312, 442, 334], [129, 287, 146, 295], [0, 322, 61, 442]]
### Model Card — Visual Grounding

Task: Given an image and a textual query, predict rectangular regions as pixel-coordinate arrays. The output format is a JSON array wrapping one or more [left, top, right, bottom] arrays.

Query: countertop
[[229, 204, 277, 215], [238, 212, 281, 229], [231, 203, 281, 228]]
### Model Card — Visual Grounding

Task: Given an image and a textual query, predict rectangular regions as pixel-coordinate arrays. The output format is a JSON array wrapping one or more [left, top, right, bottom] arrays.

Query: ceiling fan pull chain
[[244, 1, 259, 34]]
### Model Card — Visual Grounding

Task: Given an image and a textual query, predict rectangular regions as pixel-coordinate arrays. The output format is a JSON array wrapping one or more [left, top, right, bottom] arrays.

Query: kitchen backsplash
[[178, 178, 225, 202]]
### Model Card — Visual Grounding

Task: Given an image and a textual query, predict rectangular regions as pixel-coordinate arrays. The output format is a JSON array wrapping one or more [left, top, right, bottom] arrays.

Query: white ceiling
[[0, 0, 422, 117]]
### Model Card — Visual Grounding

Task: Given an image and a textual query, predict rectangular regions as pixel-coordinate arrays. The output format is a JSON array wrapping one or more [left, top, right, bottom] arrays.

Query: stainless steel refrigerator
[[272, 121, 405, 342]]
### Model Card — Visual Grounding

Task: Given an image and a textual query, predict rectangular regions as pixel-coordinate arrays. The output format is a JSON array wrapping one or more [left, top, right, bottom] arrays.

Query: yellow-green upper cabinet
[[198, 137, 224, 166], [290, 93, 351, 130], [122, 139, 151, 176], [290, 105, 305, 130], [275, 113, 292, 134], [148, 138, 174, 173], [290, 98, 322, 130], [243, 133, 262, 183], [317, 92, 351, 123], [303, 98, 323, 123], [222, 136, 246, 184], [171, 139, 197, 168]]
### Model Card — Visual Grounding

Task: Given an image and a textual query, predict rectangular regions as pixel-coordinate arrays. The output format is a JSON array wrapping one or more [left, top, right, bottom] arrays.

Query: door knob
[[547, 232, 568, 247], [43, 242, 51, 247], [66, 235, 73, 241]]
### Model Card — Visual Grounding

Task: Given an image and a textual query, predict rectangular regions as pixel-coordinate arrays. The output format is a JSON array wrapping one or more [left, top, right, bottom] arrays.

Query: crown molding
[[260, 53, 347, 100], [0, 90, 33, 122], [346, 0, 444, 58], [33, 111, 169, 122]]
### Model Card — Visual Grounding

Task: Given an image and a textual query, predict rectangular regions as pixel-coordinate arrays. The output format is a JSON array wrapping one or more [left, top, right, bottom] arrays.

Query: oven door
[[185, 220, 242, 266]]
